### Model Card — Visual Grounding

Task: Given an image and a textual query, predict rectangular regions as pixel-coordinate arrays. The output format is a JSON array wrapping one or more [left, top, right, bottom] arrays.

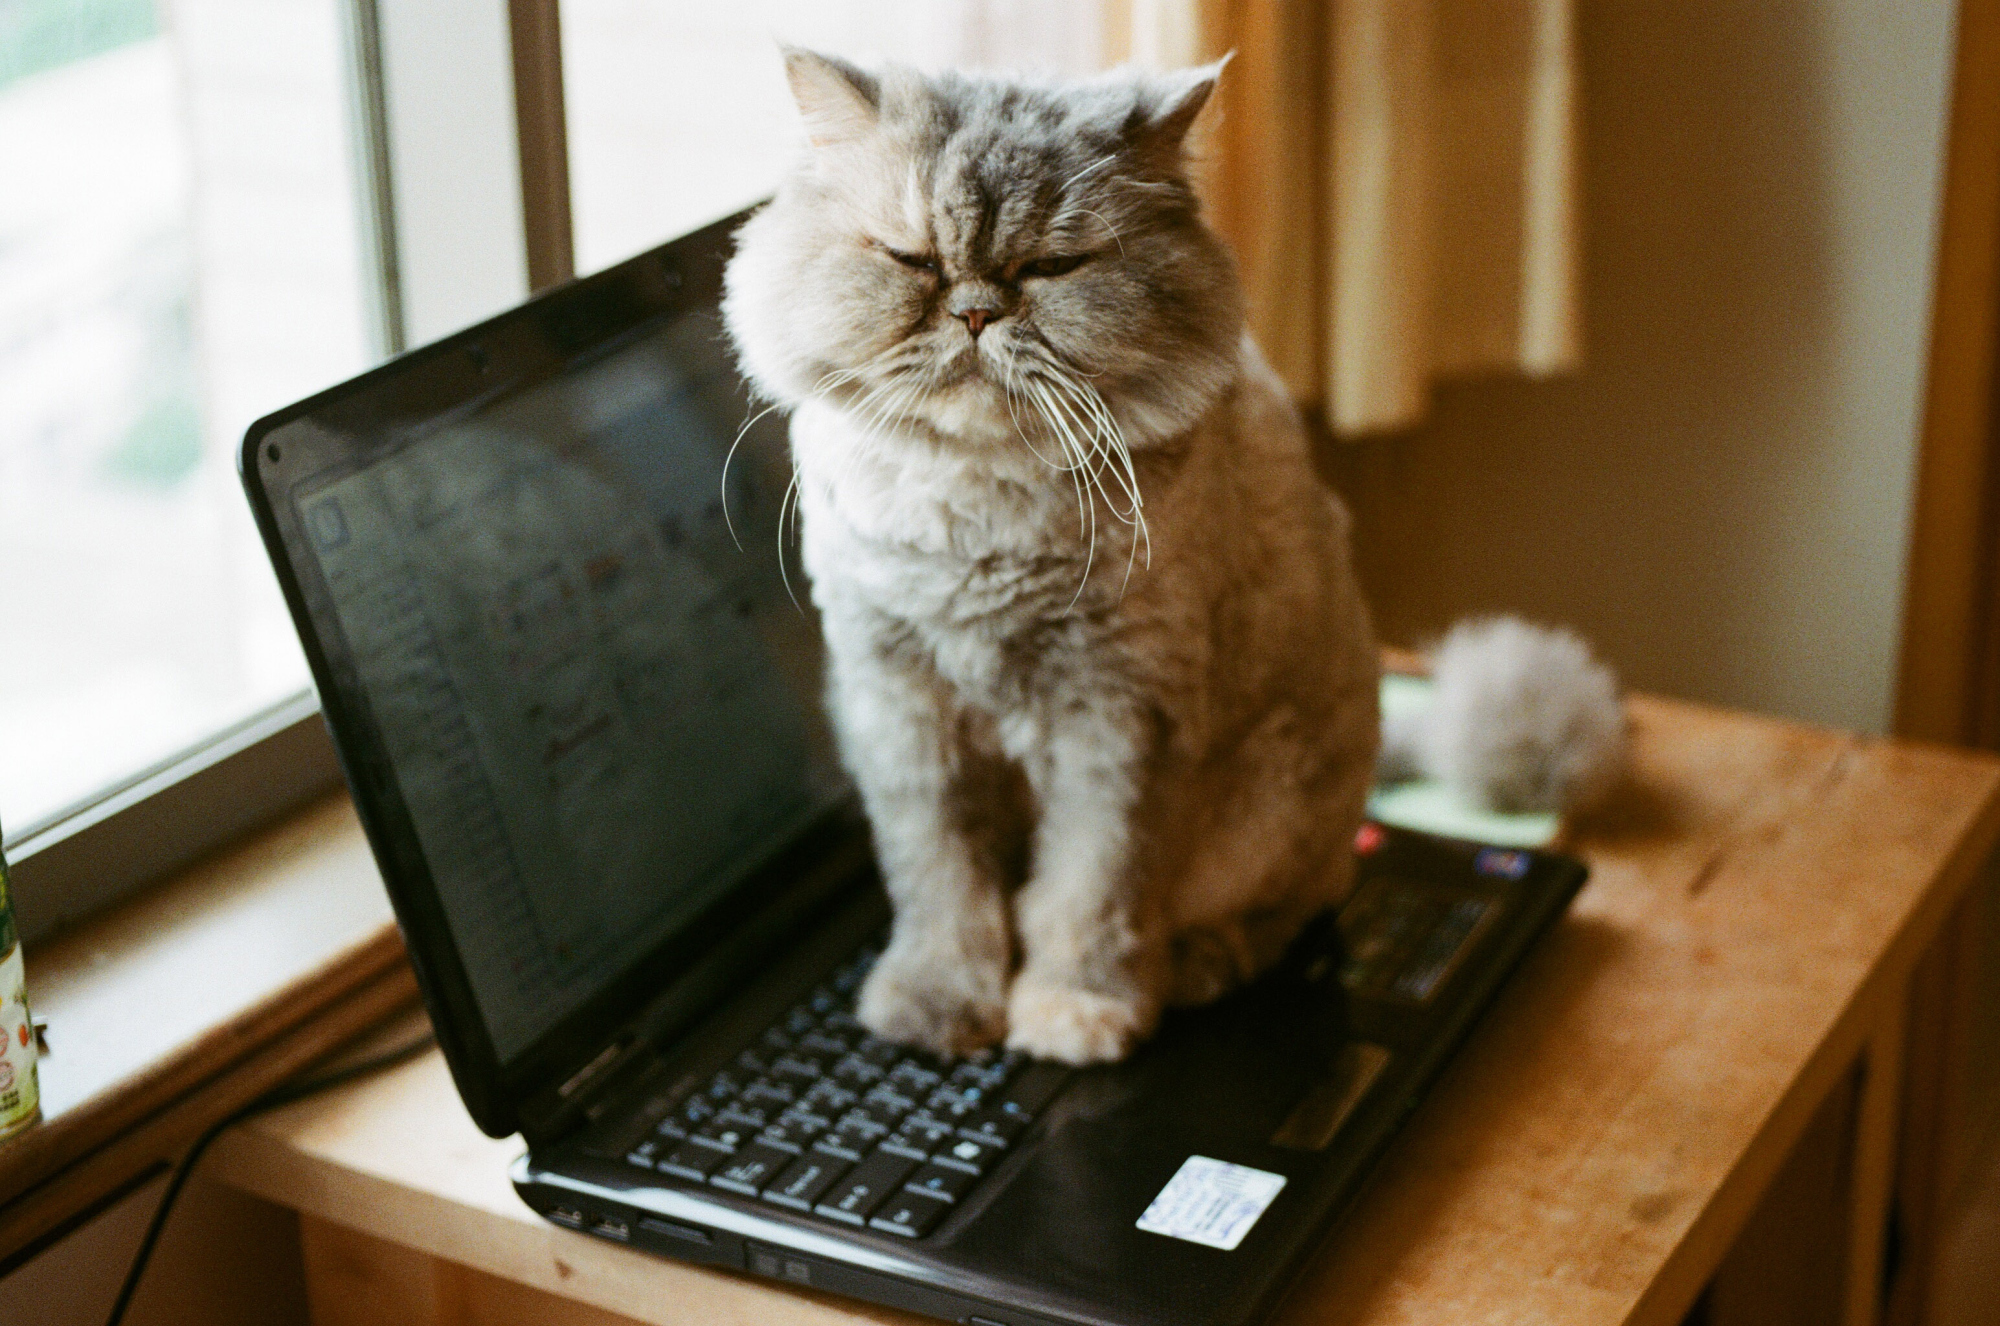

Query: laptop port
[[590, 1215, 631, 1242], [547, 1205, 585, 1228], [638, 1216, 713, 1246]]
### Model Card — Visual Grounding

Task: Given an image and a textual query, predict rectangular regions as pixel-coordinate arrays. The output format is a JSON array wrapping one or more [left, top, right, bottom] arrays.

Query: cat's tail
[[1378, 616, 1628, 816]]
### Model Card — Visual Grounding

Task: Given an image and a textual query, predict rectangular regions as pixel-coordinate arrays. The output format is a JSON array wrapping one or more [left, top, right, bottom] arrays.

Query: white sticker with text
[[1135, 1156, 1287, 1251]]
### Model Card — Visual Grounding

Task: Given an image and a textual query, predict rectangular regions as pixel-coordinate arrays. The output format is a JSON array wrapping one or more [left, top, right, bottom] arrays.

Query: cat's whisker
[[1077, 380, 1153, 587], [1000, 353, 1079, 474], [1040, 370, 1151, 586], [1018, 326, 1108, 381], [1056, 372, 1146, 524], [720, 398, 786, 551], [776, 464, 805, 611], [812, 366, 867, 404], [1058, 152, 1117, 193], [1060, 207, 1126, 259], [1034, 378, 1110, 479], [1025, 377, 1114, 606], [849, 374, 916, 443], [1035, 396, 1116, 533], [1002, 354, 1094, 545], [1039, 386, 1096, 541], [1025, 380, 1100, 610], [1038, 371, 1137, 519], [871, 379, 926, 443]]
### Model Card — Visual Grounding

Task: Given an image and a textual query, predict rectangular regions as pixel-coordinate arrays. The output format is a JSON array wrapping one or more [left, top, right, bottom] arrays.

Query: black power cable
[[103, 1030, 437, 1326]]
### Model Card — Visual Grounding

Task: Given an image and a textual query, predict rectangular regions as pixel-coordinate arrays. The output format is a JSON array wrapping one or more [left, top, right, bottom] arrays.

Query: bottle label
[[0, 942, 38, 1138]]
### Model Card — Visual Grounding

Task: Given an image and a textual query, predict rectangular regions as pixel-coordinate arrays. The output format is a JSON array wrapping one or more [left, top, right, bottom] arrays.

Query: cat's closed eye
[[1018, 254, 1090, 279], [879, 244, 941, 274]]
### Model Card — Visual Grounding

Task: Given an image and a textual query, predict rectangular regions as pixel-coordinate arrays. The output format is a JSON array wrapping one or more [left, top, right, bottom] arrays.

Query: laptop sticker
[[1136, 1156, 1287, 1251]]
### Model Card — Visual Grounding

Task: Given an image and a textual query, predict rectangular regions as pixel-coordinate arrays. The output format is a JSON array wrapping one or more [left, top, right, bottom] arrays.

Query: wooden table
[[207, 694, 2000, 1326]]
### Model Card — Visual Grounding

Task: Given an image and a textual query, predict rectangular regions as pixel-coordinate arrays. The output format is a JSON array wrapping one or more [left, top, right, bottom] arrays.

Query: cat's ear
[[781, 47, 881, 150], [1132, 55, 1229, 158]]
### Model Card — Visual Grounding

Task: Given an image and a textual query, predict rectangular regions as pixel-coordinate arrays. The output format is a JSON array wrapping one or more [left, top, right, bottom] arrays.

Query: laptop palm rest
[[944, 945, 1362, 1326]]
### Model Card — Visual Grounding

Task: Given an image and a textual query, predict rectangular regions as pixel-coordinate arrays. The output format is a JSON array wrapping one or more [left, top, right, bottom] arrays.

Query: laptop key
[[888, 1061, 942, 1094], [949, 1060, 1008, 1092], [924, 1087, 983, 1121], [863, 1084, 917, 1115], [905, 1162, 978, 1203], [789, 1097, 836, 1120], [759, 1026, 795, 1054], [854, 1037, 903, 1068], [891, 1116, 954, 1155], [831, 1055, 884, 1089], [660, 1141, 730, 1182], [797, 1030, 850, 1058], [959, 1109, 1027, 1147], [716, 1102, 772, 1129], [814, 1120, 881, 1162], [711, 1142, 797, 1196], [932, 1134, 1003, 1175], [770, 1055, 825, 1087], [869, 1191, 949, 1238], [758, 1114, 827, 1152], [801, 1079, 858, 1115], [763, 1154, 851, 1211], [844, 1096, 900, 1128], [691, 1120, 752, 1153], [625, 1138, 661, 1169], [815, 1150, 920, 1225]]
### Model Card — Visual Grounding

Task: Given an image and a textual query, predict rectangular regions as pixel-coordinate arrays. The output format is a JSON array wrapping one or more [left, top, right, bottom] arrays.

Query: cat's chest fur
[[789, 402, 1149, 709], [792, 405, 1131, 620]]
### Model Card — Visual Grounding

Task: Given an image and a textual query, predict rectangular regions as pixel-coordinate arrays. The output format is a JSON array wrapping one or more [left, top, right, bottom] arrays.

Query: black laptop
[[240, 211, 1588, 1326]]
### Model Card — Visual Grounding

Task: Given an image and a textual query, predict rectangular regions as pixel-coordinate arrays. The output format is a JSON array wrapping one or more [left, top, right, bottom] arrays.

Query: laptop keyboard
[[619, 943, 1071, 1239]]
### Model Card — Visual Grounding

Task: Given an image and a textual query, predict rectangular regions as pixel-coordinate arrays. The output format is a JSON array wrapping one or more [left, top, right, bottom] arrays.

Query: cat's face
[[724, 52, 1243, 454]]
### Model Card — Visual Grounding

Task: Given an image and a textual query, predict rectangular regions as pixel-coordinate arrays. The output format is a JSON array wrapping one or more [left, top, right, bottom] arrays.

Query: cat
[[723, 50, 1621, 1066]]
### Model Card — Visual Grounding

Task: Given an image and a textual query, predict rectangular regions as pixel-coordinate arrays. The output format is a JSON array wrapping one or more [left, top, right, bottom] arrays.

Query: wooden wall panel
[[1896, 0, 2000, 749]]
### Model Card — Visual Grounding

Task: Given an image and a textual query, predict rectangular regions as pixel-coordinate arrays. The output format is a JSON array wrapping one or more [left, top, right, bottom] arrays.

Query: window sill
[[0, 792, 412, 1270]]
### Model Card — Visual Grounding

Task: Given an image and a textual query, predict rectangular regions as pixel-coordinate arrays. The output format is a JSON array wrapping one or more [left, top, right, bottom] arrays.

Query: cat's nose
[[947, 283, 1011, 337]]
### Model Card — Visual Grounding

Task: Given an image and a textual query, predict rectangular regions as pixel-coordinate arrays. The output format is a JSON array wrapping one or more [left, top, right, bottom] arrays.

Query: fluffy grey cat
[[724, 51, 1620, 1066]]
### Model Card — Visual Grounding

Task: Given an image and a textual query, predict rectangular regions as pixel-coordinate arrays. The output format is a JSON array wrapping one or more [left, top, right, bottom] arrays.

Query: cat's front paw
[[1004, 978, 1155, 1065], [856, 945, 1008, 1057]]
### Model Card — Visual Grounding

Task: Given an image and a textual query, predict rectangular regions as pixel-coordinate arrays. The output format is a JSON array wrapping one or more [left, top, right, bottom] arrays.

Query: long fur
[[1380, 617, 1628, 815], [722, 52, 1615, 1065]]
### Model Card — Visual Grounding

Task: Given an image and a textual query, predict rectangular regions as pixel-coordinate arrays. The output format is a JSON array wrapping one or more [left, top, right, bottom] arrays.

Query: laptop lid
[[240, 210, 862, 1141]]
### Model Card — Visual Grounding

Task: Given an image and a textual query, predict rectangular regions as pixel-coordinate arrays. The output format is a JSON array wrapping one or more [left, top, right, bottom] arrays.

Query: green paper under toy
[[1367, 673, 1562, 848]]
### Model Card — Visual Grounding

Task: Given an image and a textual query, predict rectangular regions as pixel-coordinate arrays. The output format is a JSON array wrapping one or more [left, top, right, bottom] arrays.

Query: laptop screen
[[292, 303, 846, 1064]]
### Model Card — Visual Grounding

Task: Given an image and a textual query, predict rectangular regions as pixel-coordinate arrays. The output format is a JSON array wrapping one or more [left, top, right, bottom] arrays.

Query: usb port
[[590, 1216, 632, 1242], [547, 1206, 585, 1228]]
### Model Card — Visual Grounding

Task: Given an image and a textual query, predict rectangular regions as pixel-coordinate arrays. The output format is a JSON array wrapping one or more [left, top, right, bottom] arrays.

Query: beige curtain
[[1109, 0, 1583, 435]]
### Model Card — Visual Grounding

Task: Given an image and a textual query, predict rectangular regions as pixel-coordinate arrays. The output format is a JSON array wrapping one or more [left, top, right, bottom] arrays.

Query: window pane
[[0, 0, 372, 836], [560, 0, 1108, 276]]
